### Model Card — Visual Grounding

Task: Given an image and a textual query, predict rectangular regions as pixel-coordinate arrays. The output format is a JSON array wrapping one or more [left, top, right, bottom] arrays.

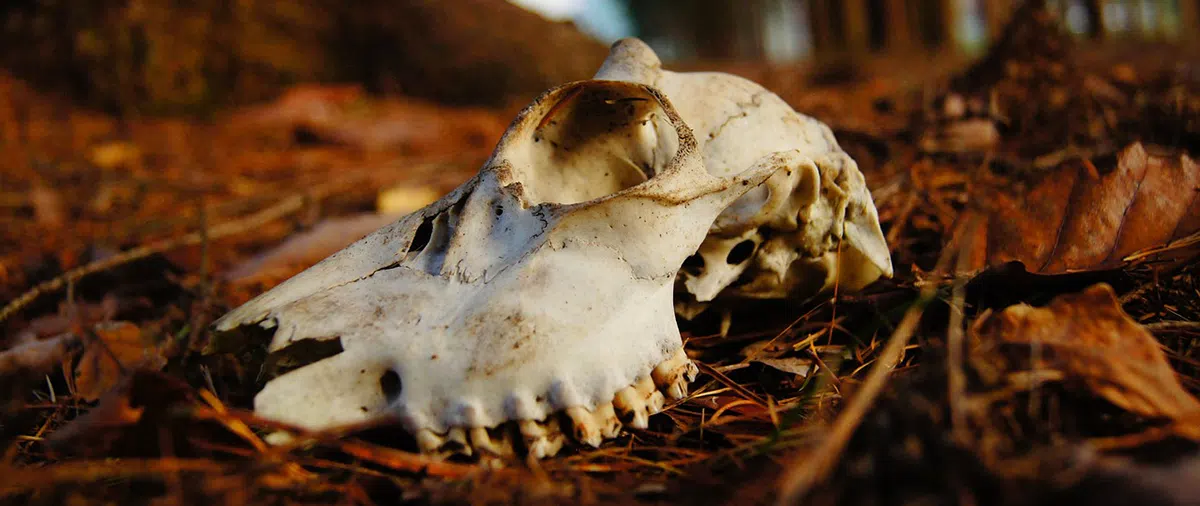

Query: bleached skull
[[594, 39, 892, 310], [213, 80, 783, 458]]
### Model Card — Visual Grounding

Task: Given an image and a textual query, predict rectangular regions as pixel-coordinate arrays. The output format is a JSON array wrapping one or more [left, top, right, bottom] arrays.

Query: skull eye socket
[[510, 82, 680, 206], [726, 239, 756, 265]]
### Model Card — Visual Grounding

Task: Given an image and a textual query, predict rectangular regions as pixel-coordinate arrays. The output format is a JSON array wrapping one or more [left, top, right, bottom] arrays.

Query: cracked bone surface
[[213, 80, 777, 458], [595, 38, 892, 309]]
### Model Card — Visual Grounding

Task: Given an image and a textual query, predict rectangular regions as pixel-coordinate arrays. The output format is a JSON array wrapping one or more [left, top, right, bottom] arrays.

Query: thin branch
[[0, 194, 305, 325], [776, 289, 933, 505]]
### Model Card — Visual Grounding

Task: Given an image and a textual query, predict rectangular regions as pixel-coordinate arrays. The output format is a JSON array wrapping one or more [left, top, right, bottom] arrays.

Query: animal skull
[[595, 39, 892, 310], [213, 80, 783, 458]]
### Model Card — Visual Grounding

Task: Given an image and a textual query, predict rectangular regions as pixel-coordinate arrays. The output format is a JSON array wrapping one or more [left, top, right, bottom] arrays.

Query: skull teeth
[[413, 351, 698, 460], [469, 426, 514, 457], [651, 348, 698, 401], [565, 405, 615, 448], [518, 419, 566, 459], [613, 385, 651, 429]]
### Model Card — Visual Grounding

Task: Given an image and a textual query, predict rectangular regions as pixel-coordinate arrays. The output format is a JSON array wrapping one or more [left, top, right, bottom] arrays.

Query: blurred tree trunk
[[1084, 0, 1105, 38], [934, 0, 959, 49], [0, 0, 607, 114], [1183, 0, 1200, 40], [882, 0, 915, 51], [807, 0, 843, 56], [983, 2, 1016, 42], [842, 0, 870, 53], [627, 0, 769, 60], [690, 0, 741, 59]]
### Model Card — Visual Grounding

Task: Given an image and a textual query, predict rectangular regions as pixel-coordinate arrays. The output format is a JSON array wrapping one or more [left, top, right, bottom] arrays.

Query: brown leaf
[[753, 357, 814, 377], [73, 322, 168, 402], [87, 141, 141, 171], [46, 384, 146, 455], [31, 183, 65, 228], [0, 334, 77, 377], [951, 143, 1200, 274], [972, 283, 1200, 437], [48, 370, 207, 458]]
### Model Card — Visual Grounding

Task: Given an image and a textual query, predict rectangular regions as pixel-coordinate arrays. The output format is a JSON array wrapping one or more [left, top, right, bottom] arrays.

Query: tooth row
[[413, 350, 698, 460]]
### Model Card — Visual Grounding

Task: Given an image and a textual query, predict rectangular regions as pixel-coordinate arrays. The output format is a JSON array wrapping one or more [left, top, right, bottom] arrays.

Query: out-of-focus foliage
[[0, 0, 607, 114]]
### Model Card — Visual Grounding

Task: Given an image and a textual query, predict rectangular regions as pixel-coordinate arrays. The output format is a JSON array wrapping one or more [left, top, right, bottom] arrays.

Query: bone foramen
[[213, 81, 781, 458], [595, 38, 893, 309]]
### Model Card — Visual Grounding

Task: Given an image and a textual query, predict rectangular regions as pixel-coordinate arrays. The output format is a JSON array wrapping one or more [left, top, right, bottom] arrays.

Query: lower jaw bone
[[413, 349, 698, 459]]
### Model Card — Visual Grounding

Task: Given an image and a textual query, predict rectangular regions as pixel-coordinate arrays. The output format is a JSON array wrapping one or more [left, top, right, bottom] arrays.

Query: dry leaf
[[972, 283, 1200, 437], [754, 357, 814, 377], [31, 183, 65, 228], [48, 371, 203, 458], [951, 143, 1200, 274], [87, 141, 141, 171], [0, 334, 77, 377], [73, 322, 168, 402]]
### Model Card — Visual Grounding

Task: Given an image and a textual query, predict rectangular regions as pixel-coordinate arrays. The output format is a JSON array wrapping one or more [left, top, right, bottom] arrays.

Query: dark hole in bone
[[726, 240, 757, 265], [264, 337, 344, 379], [407, 216, 434, 253], [681, 253, 705, 276], [379, 370, 402, 403]]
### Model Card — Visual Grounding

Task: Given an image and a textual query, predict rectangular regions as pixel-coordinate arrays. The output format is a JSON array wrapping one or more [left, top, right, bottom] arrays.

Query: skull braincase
[[595, 38, 893, 304], [213, 81, 779, 455]]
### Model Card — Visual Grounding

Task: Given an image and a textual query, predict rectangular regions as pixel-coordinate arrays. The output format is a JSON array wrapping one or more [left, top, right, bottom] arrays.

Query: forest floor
[[3, 6, 1200, 506]]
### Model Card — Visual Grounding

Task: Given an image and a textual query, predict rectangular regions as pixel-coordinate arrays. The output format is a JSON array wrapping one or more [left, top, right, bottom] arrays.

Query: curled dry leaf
[[972, 283, 1200, 438], [47, 371, 205, 458], [753, 357, 814, 377], [0, 334, 77, 377], [949, 143, 1200, 274], [74, 322, 169, 402]]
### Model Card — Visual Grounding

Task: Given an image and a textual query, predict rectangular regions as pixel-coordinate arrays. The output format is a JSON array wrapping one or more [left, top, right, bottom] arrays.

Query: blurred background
[[1, 0, 1197, 297], [1, 0, 1195, 114], [526, 0, 1196, 60]]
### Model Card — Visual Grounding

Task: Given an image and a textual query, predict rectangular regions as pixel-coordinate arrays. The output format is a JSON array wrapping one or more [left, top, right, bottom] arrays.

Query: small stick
[[776, 290, 932, 505], [776, 220, 967, 505], [0, 194, 305, 325]]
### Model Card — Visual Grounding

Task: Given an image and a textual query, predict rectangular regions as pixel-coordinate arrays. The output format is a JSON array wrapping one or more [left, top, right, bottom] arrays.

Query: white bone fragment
[[214, 79, 782, 458], [595, 38, 893, 306]]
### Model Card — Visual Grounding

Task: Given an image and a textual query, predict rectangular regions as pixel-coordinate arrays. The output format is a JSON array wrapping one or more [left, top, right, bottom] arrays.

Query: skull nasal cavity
[[727, 240, 756, 265], [514, 82, 679, 206], [407, 217, 434, 253], [682, 253, 705, 275], [379, 370, 402, 403]]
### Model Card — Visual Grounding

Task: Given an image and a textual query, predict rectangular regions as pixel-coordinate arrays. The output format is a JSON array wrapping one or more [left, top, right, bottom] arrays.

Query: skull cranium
[[214, 80, 783, 458]]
